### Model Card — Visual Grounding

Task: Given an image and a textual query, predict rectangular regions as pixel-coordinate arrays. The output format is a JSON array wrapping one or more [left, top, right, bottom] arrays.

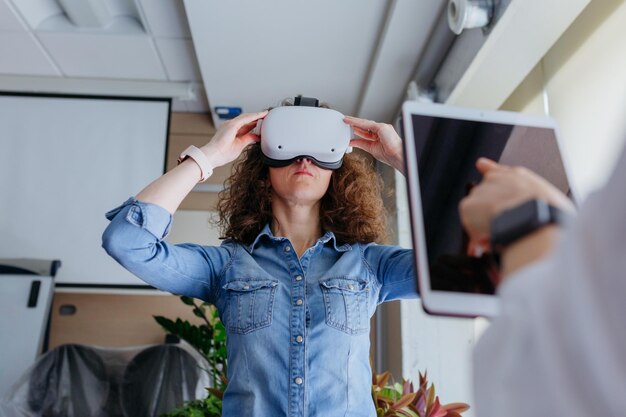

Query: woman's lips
[[294, 170, 313, 176]]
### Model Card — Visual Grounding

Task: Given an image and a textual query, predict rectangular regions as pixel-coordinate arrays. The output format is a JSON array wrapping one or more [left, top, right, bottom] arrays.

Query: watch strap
[[491, 199, 563, 250], [177, 145, 213, 182]]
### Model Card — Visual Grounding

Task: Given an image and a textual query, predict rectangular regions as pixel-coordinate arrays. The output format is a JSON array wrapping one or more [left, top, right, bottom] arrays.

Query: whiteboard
[[0, 94, 170, 286]]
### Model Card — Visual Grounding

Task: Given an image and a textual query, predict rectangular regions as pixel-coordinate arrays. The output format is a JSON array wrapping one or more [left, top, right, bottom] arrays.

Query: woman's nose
[[296, 157, 312, 165]]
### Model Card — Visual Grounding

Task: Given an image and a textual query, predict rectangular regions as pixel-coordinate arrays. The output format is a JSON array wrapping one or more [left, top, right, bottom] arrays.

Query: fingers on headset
[[345, 116, 378, 129], [353, 126, 376, 139], [238, 119, 259, 133], [350, 138, 373, 152], [233, 110, 268, 126]]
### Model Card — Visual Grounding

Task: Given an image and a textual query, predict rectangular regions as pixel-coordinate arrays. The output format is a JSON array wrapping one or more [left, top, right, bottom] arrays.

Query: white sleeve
[[474, 142, 626, 417]]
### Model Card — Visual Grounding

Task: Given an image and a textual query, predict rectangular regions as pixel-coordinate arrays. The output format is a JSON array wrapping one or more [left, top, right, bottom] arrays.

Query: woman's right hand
[[200, 110, 268, 168]]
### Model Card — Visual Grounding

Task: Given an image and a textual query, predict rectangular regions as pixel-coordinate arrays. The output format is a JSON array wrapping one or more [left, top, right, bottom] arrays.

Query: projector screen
[[0, 94, 170, 286]]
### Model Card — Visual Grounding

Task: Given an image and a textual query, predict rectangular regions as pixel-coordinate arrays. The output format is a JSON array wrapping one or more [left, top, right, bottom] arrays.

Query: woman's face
[[269, 158, 333, 206]]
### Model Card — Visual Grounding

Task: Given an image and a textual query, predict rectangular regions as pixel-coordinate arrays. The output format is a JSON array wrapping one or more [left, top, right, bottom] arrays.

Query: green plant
[[154, 296, 227, 417], [371, 370, 470, 417], [160, 394, 222, 417]]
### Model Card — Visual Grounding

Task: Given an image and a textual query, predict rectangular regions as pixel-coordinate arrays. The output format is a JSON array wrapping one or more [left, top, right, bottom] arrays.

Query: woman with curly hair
[[102, 100, 417, 417]]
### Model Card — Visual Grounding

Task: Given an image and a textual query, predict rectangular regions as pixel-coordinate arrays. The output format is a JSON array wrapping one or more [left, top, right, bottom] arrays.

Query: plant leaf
[[377, 371, 391, 388], [391, 393, 417, 410], [180, 295, 195, 305], [442, 402, 470, 413]]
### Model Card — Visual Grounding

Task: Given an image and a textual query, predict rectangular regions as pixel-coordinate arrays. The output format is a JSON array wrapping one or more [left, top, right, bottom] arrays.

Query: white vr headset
[[254, 97, 353, 170]]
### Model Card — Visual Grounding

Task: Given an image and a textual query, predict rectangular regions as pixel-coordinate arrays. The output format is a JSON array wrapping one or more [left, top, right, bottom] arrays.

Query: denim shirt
[[102, 198, 418, 417]]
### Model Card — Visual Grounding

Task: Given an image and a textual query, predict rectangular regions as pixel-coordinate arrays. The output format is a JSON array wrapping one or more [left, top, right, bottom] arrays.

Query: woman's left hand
[[343, 116, 405, 175]]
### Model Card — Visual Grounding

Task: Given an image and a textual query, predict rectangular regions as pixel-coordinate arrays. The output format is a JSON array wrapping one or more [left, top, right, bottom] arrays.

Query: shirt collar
[[247, 224, 352, 253]]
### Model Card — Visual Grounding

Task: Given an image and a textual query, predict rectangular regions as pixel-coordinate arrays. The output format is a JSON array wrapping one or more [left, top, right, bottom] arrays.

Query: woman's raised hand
[[201, 111, 268, 168], [343, 116, 405, 175]]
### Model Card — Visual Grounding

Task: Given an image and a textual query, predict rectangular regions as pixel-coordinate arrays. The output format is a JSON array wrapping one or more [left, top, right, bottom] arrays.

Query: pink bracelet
[[177, 145, 214, 182]]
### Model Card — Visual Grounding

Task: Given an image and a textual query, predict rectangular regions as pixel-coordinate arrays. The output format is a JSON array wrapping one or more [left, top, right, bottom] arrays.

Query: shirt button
[[295, 275, 303, 281], [296, 299, 303, 306], [296, 335, 303, 343], [243, 284, 250, 290], [294, 377, 303, 385], [284, 246, 291, 252], [348, 284, 355, 290]]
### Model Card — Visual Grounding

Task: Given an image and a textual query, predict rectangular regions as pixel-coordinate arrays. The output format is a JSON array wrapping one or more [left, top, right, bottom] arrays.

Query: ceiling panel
[[0, 0, 26, 31], [155, 38, 201, 81], [184, 0, 388, 123], [0, 32, 60, 75], [37, 33, 167, 79], [138, 0, 191, 38]]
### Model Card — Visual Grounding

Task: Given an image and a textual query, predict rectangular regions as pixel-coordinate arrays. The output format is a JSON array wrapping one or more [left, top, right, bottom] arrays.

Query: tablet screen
[[409, 113, 572, 295]]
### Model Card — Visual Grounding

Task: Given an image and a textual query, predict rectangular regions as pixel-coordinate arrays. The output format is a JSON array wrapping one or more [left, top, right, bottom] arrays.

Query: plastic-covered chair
[[27, 344, 109, 417], [119, 344, 207, 417]]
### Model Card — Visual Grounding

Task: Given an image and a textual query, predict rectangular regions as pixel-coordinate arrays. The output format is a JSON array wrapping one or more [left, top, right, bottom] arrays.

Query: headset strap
[[294, 96, 319, 107]]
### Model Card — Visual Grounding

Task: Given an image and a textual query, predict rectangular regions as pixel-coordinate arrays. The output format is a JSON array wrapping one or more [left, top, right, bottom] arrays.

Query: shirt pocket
[[319, 277, 370, 335], [222, 279, 279, 335]]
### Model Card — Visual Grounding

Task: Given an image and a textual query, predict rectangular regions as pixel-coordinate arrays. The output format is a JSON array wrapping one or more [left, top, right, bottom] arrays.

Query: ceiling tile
[[155, 38, 201, 81], [0, 32, 60, 75], [0, 0, 27, 31], [37, 33, 167, 80], [138, 0, 190, 38]]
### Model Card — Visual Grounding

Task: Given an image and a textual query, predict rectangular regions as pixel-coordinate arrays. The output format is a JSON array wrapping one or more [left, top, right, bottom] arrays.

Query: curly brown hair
[[216, 143, 388, 245]]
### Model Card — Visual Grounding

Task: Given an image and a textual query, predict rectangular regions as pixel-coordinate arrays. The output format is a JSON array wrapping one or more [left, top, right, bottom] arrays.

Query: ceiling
[[0, 0, 446, 124], [0, 0, 591, 126]]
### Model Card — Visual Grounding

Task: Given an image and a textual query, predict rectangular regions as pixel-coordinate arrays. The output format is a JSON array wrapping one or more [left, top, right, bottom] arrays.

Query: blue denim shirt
[[102, 198, 418, 417]]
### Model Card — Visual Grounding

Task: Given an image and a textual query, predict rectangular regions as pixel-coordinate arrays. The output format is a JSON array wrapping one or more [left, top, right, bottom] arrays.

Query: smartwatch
[[491, 199, 565, 251]]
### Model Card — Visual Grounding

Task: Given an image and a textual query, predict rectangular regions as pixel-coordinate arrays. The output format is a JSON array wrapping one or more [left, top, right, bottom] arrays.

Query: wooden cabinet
[[48, 291, 205, 349]]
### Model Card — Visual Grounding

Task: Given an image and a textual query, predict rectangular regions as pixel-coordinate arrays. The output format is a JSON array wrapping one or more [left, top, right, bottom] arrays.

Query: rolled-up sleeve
[[363, 244, 419, 303], [101, 197, 231, 303]]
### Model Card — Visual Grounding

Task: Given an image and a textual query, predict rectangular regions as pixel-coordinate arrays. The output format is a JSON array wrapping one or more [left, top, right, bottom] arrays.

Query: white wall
[[502, 0, 626, 199]]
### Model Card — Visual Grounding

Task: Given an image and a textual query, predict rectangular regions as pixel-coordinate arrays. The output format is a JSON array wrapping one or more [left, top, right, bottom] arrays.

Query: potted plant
[[372, 369, 469, 417]]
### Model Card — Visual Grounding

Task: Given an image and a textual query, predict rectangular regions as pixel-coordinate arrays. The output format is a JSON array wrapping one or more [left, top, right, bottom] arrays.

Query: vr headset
[[255, 97, 353, 170]]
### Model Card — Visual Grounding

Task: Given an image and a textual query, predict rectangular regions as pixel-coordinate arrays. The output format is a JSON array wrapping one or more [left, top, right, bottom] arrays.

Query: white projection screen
[[0, 94, 170, 287]]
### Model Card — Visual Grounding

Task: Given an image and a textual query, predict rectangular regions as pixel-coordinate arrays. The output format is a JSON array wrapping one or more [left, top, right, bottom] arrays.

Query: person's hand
[[459, 158, 575, 253], [200, 111, 268, 168], [343, 116, 405, 175]]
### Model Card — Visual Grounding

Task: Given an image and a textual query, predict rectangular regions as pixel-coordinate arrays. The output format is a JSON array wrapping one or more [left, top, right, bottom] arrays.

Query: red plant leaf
[[403, 379, 414, 395], [426, 397, 445, 417], [377, 371, 391, 388], [442, 402, 470, 413], [392, 393, 417, 410]]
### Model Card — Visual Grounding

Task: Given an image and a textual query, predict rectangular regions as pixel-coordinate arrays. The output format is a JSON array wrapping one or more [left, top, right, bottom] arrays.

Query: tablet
[[401, 101, 575, 317]]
